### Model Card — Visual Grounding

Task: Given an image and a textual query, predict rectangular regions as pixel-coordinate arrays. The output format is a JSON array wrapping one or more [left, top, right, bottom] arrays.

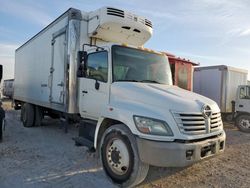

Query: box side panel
[[193, 68, 222, 109], [14, 17, 68, 111]]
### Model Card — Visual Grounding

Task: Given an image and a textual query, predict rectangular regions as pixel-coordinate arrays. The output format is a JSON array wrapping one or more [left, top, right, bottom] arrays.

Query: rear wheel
[[21, 103, 35, 127], [34, 106, 43, 126], [100, 124, 149, 187], [236, 114, 250, 133]]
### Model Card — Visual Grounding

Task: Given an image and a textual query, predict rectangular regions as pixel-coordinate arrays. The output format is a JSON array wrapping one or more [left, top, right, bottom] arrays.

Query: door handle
[[57, 82, 64, 87], [82, 90, 88, 94], [239, 104, 244, 108], [41, 84, 47, 87]]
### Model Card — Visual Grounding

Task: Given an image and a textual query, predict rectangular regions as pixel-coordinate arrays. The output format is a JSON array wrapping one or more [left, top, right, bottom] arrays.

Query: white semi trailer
[[14, 7, 225, 187]]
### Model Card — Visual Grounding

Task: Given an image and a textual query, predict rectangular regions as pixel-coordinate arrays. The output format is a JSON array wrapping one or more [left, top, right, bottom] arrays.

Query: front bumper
[[136, 131, 226, 167]]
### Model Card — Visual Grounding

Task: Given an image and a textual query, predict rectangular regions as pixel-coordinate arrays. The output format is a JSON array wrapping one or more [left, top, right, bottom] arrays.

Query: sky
[[0, 0, 250, 81]]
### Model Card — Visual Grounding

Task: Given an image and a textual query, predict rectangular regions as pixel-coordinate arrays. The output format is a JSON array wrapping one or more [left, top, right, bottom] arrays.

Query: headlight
[[133, 116, 173, 136]]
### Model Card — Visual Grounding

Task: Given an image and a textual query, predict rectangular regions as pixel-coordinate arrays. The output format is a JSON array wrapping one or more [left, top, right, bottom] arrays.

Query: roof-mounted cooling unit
[[88, 7, 153, 46]]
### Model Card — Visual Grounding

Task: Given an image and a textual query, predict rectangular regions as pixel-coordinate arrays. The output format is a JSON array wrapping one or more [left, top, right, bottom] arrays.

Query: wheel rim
[[239, 118, 250, 129], [106, 139, 130, 176]]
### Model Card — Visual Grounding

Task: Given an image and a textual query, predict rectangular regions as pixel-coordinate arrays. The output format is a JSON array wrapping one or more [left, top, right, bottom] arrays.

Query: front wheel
[[236, 114, 250, 133], [100, 124, 149, 187]]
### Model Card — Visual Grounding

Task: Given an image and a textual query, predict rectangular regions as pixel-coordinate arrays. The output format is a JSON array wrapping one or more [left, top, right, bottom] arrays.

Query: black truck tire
[[34, 106, 43, 126], [235, 114, 250, 133], [21, 103, 35, 127], [100, 124, 149, 187]]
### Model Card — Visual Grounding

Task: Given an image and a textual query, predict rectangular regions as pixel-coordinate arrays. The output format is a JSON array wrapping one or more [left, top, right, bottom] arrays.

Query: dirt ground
[[0, 100, 250, 188]]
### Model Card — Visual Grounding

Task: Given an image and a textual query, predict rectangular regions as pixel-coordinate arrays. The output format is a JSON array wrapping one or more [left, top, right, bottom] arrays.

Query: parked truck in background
[[2, 79, 14, 99], [165, 52, 198, 91], [194, 65, 250, 133], [14, 7, 226, 187]]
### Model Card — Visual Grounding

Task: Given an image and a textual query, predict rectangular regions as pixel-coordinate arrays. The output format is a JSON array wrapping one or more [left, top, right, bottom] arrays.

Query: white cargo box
[[14, 8, 83, 113], [193, 65, 248, 113]]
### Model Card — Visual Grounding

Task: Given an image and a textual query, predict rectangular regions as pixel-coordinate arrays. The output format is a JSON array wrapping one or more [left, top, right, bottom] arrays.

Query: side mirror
[[0, 65, 2, 83]]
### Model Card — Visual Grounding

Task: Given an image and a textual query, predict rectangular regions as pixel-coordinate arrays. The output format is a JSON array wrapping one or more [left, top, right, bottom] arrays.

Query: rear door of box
[[194, 68, 223, 109], [50, 31, 66, 104]]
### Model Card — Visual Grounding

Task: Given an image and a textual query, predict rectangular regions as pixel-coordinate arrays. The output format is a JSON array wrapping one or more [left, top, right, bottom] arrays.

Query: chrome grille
[[210, 112, 222, 132], [173, 112, 222, 135]]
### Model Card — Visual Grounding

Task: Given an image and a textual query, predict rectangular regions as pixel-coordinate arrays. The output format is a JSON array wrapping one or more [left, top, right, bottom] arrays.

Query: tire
[[34, 106, 43, 126], [235, 114, 250, 133], [100, 124, 149, 187], [21, 103, 35, 127]]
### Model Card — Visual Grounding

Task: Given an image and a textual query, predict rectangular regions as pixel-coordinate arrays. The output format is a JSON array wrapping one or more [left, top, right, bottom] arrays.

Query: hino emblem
[[202, 105, 212, 118]]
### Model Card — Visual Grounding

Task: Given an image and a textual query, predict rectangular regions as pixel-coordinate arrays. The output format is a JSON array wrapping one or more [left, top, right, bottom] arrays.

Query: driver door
[[78, 51, 109, 120], [237, 86, 250, 112]]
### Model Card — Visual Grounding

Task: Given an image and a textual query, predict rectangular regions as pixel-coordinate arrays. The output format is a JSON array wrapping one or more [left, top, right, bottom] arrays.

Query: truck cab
[[78, 44, 172, 119], [235, 85, 250, 132], [76, 42, 226, 186]]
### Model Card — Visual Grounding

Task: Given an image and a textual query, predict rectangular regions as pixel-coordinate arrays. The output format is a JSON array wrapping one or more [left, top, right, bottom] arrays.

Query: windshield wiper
[[116, 79, 138, 82], [140, 80, 160, 84]]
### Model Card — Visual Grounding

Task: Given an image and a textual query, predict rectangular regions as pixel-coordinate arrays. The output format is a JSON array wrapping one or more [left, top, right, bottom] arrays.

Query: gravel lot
[[0, 100, 250, 188]]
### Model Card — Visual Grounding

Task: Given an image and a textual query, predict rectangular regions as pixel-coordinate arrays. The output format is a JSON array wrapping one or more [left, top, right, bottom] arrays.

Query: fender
[[93, 106, 136, 149], [235, 111, 250, 119], [93, 100, 176, 149]]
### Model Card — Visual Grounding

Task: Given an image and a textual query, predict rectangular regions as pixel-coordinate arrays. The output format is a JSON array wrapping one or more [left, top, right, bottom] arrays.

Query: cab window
[[240, 86, 250, 99], [86, 51, 108, 82]]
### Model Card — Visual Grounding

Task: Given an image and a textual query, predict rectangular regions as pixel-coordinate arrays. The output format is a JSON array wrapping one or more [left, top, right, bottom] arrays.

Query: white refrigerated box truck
[[194, 65, 248, 113], [14, 7, 226, 187], [194, 65, 250, 132]]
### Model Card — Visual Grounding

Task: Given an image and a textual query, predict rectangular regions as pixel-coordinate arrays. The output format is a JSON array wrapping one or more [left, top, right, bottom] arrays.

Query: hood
[[110, 82, 220, 113]]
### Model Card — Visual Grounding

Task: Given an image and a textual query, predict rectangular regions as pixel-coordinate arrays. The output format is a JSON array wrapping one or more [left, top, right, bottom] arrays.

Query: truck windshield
[[112, 45, 172, 85]]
